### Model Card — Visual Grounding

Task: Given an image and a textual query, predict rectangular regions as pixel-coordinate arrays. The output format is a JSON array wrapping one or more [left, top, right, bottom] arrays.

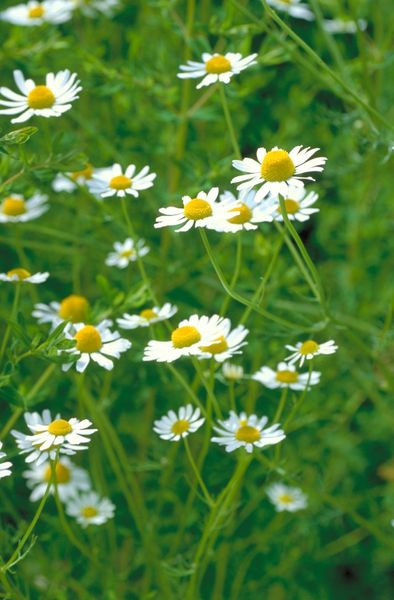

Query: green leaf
[[0, 127, 38, 146]]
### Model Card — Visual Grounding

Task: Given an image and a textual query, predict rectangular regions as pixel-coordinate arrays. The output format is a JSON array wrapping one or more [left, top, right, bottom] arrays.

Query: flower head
[[33, 294, 90, 329], [221, 362, 244, 382], [215, 190, 276, 232], [0, 0, 73, 26], [0, 442, 12, 479], [266, 482, 308, 512], [0, 268, 49, 283], [232, 145, 327, 202], [105, 238, 150, 269], [23, 456, 91, 502], [153, 405, 205, 441], [117, 303, 178, 330], [66, 491, 115, 527], [0, 69, 81, 123], [285, 339, 338, 366], [0, 193, 48, 223], [266, 0, 314, 21], [268, 186, 319, 222], [87, 163, 156, 199], [211, 411, 285, 453], [252, 362, 320, 390], [27, 416, 97, 452], [52, 164, 94, 192], [178, 52, 258, 89], [197, 315, 249, 363]]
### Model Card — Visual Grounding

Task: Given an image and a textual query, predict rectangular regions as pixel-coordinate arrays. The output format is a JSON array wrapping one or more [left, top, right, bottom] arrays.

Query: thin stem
[[183, 437, 213, 506], [220, 232, 243, 316], [218, 85, 241, 158], [284, 362, 313, 430], [166, 363, 207, 417], [0, 283, 21, 366], [192, 358, 222, 419], [273, 386, 288, 423]]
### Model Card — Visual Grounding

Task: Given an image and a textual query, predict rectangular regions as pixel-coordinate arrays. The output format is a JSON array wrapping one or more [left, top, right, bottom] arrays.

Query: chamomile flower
[[117, 303, 178, 330], [66, 491, 115, 527], [28, 416, 97, 452], [252, 361, 320, 390], [232, 145, 327, 202], [197, 315, 249, 363], [0, 268, 49, 283], [12, 410, 87, 465], [153, 405, 205, 441], [143, 314, 225, 363], [0, 0, 73, 26], [23, 457, 91, 502], [266, 482, 308, 512], [0, 69, 81, 124], [52, 164, 94, 192], [285, 339, 338, 366], [177, 52, 258, 89], [105, 238, 150, 269], [72, 0, 118, 15], [33, 294, 90, 329], [87, 163, 156, 199], [154, 187, 238, 233], [268, 186, 319, 222], [0, 442, 12, 479], [211, 411, 285, 453], [266, 0, 314, 21], [0, 193, 48, 223], [222, 362, 244, 381], [323, 18, 367, 34], [215, 190, 276, 232], [62, 320, 132, 372]]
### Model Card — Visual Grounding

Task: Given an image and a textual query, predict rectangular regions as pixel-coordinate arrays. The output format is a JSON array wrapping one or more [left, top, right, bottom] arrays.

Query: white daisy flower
[[222, 363, 244, 381], [12, 410, 87, 465], [117, 303, 178, 330], [0, 69, 81, 124], [252, 361, 320, 390], [268, 186, 319, 222], [0, 0, 73, 26], [0, 192, 48, 223], [72, 0, 119, 16], [33, 294, 90, 329], [0, 442, 12, 479], [52, 164, 94, 192], [154, 187, 239, 233], [0, 268, 49, 283], [231, 145, 327, 202], [105, 238, 150, 269], [66, 491, 115, 527], [197, 315, 249, 363], [28, 416, 97, 452], [23, 456, 91, 502], [177, 51, 258, 89], [213, 190, 276, 232], [285, 339, 338, 366], [211, 411, 285, 453], [153, 405, 205, 442], [143, 314, 225, 363], [323, 18, 367, 34], [266, 0, 314, 21], [266, 482, 308, 512], [87, 163, 156, 199], [62, 320, 132, 372]]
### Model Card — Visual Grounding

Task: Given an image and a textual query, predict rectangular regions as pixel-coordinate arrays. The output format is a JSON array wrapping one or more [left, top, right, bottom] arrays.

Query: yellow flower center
[[74, 325, 102, 353], [205, 55, 232, 74], [44, 462, 71, 484], [184, 198, 213, 221], [70, 164, 94, 181], [140, 308, 158, 320], [58, 294, 89, 323], [171, 419, 190, 435], [278, 198, 300, 215], [200, 336, 228, 354], [120, 249, 135, 258], [279, 493, 294, 504], [47, 419, 72, 436], [7, 268, 31, 280], [2, 197, 26, 216], [275, 370, 299, 384], [27, 85, 55, 109], [236, 425, 261, 443], [28, 5, 45, 18], [109, 175, 132, 190], [81, 506, 98, 518], [300, 340, 319, 355], [260, 149, 295, 182], [171, 325, 201, 349], [228, 202, 252, 224]]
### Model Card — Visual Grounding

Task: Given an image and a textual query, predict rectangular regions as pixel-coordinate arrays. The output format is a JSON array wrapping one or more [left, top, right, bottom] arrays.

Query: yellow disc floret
[[200, 336, 228, 354], [278, 198, 300, 215], [171, 326, 201, 349], [28, 5, 45, 18], [171, 419, 190, 435], [120, 249, 135, 259], [44, 462, 71, 484], [7, 268, 31, 280], [58, 294, 89, 323], [2, 197, 26, 216], [27, 86, 55, 109], [184, 198, 213, 221], [228, 202, 252, 224], [70, 164, 94, 182], [260, 149, 295, 182], [236, 425, 261, 443], [48, 419, 72, 436], [140, 308, 158, 320], [205, 55, 232, 74], [276, 370, 299, 384], [279, 494, 294, 504], [300, 340, 319, 355], [75, 325, 102, 353], [109, 175, 132, 190], [81, 506, 98, 518]]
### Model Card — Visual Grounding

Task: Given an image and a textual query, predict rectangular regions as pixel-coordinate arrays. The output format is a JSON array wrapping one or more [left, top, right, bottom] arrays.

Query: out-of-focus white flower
[[0, 0, 73, 26], [0, 193, 48, 223], [267, 482, 308, 512], [66, 491, 115, 527], [105, 238, 150, 269], [117, 303, 178, 329], [23, 457, 91, 502], [0, 268, 49, 283]]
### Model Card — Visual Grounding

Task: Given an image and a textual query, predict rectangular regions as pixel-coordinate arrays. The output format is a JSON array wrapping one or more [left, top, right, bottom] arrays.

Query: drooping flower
[[197, 315, 249, 363], [0, 268, 49, 284], [268, 186, 319, 222], [0, 442, 12, 479], [177, 52, 258, 89], [27, 416, 97, 452], [266, 0, 314, 21], [266, 482, 308, 512], [0, 0, 73, 26], [221, 362, 244, 381], [0, 69, 81, 123], [23, 456, 91, 502], [211, 411, 285, 453], [0, 193, 48, 223], [87, 163, 156, 199], [117, 303, 178, 330], [285, 339, 338, 366], [153, 405, 205, 441], [252, 361, 320, 390], [105, 238, 150, 269], [33, 294, 90, 329]]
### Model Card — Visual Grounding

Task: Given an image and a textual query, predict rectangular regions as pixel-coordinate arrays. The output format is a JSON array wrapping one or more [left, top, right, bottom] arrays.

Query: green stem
[[192, 358, 222, 419], [273, 386, 288, 423], [220, 232, 243, 316], [218, 84, 241, 159], [183, 437, 213, 506], [0, 283, 21, 366], [284, 361, 313, 430], [166, 363, 207, 417]]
